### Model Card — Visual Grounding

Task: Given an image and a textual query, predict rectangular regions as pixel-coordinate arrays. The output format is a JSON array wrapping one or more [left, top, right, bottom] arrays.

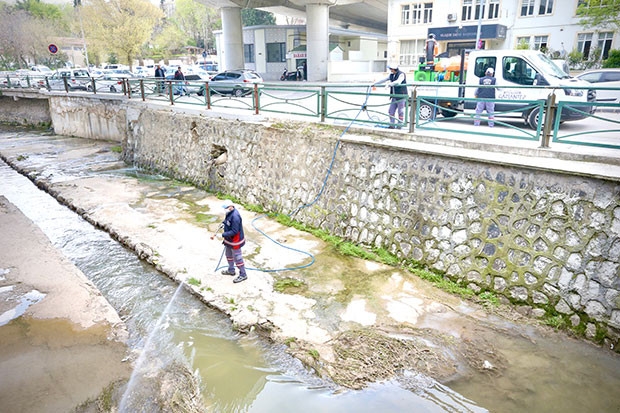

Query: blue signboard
[[48, 44, 58, 54], [429, 24, 507, 42]]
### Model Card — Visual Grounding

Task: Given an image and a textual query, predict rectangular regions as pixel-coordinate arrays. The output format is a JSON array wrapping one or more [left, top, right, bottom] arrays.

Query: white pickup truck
[[415, 49, 596, 129]]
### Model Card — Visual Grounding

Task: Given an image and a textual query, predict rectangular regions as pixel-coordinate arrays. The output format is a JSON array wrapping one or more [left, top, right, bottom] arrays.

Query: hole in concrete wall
[[190, 121, 199, 142], [208, 144, 228, 178]]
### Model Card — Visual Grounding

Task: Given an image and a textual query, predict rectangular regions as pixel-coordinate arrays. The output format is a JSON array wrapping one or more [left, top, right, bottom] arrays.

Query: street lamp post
[[475, 0, 486, 50]]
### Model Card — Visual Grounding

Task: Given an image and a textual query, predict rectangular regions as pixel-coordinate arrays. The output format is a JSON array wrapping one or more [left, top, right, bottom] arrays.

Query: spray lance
[[210, 223, 225, 271]]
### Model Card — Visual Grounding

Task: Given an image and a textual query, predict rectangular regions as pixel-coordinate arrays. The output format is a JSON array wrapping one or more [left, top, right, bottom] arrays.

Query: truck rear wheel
[[418, 102, 435, 120], [526, 108, 540, 129]]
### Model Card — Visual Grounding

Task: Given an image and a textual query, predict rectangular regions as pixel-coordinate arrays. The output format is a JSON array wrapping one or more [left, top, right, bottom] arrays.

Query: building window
[[487, 0, 499, 18], [462, 0, 497, 21], [266, 43, 286, 63], [539, 0, 554, 15], [577, 0, 605, 15], [533, 35, 548, 52], [517, 36, 530, 48], [244, 44, 255, 63], [577, 33, 593, 59], [597, 32, 613, 60], [520, 0, 535, 16], [400, 39, 424, 65], [411, 2, 433, 24], [401, 5, 411, 25]]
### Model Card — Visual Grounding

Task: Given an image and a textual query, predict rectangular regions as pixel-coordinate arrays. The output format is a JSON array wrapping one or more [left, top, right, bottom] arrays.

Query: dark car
[[200, 69, 263, 97]]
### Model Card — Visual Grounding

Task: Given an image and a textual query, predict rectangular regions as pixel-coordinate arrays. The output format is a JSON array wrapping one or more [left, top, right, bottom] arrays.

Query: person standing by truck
[[474, 67, 496, 127], [373, 63, 408, 129], [425, 33, 439, 64]]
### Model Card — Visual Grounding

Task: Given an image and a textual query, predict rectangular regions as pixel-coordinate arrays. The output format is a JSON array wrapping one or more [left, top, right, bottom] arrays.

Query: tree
[[16, 0, 63, 21], [241, 9, 276, 26], [0, 3, 64, 69], [172, 0, 220, 50], [81, 0, 163, 69], [577, 0, 620, 32], [153, 24, 189, 56]]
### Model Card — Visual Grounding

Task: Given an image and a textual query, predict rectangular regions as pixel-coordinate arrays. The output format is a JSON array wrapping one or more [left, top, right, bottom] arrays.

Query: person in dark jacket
[[373, 63, 408, 129], [215, 201, 247, 283], [425, 33, 439, 64], [173, 66, 186, 96], [154, 64, 165, 94], [474, 67, 496, 127]]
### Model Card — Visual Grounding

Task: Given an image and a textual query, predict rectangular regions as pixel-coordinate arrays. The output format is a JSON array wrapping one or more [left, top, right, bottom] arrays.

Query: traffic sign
[[48, 44, 58, 54]]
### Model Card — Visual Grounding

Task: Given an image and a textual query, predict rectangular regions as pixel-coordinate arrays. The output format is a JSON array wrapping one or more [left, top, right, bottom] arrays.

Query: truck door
[[498, 56, 546, 99]]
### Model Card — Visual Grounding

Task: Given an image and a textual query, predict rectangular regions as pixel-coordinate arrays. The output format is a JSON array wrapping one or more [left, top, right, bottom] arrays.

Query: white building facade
[[215, 25, 387, 81], [387, 0, 618, 72]]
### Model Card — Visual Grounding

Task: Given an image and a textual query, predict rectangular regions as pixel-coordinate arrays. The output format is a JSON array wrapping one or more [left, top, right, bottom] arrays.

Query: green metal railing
[[3, 75, 619, 150]]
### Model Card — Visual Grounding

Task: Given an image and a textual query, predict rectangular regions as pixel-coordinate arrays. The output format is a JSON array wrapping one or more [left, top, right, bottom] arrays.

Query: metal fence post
[[254, 83, 259, 115], [409, 89, 416, 133], [206, 84, 211, 109], [140, 79, 145, 101], [63, 77, 69, 93], [540, 91, 556, 148], [320, 86, 326, 123], [168, 81, 174, 105], [91, 78, 96, 94]]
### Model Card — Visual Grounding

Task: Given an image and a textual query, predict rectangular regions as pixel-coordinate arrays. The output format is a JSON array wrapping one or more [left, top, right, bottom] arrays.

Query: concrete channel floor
[[0, 196, 132, 412], [1, 126, 620, 412]]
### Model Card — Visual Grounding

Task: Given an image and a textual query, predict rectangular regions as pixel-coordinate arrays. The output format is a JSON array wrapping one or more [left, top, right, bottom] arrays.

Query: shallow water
[[2, 128, 620, 412], [0, 146, 482, 411]]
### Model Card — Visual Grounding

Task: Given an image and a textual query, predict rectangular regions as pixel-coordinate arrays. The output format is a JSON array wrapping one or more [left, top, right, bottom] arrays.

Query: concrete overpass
[[197, 0, 388, 81]]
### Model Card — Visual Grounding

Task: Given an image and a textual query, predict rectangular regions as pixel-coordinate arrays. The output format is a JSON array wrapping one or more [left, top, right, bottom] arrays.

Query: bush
[[568, 49, 583, 68], [603, 49, 620, 68]]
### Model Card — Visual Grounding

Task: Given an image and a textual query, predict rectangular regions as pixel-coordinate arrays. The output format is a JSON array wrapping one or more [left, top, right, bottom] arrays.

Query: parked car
[[134, 65, 155, 77], [106, 69, 137, 79], [163, 72, 208, 95], [29, 65, 53, 75], [575, 69, 620, 103], [87, 74, 126, 93], [47, 68, 92, 91], [200, 69, 263, 97], [0, 71, 22, 88]]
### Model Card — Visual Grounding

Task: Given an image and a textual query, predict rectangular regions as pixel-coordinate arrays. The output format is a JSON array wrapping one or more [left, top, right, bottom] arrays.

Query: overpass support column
[[221, 7, 244, 71], [306, 2, 330, 82]]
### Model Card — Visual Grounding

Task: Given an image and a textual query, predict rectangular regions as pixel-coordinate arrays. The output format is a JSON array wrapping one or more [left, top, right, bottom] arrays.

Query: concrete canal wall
[[1, 92, 619, 349]]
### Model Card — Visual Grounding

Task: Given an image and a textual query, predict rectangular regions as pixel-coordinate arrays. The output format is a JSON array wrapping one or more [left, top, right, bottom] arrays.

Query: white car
[[87, 75, 126, 93], [47, 68, 92, 91], [575, 69, 620, 103]]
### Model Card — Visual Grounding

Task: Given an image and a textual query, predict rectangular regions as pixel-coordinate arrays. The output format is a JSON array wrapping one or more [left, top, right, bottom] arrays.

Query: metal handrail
[[3, 76, 619, 150]]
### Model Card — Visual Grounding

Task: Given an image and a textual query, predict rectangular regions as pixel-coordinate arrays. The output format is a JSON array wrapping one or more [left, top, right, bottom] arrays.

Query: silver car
[[202, 69, 263, 97], [47, 69, 92, 91], [575, 69, 620, 103]]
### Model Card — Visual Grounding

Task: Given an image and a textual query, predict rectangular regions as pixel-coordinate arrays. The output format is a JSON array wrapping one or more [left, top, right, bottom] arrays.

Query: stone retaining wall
[[0, 93, 51, 126], [124, 108, 620, 348], [2, 94, 619, 348]]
